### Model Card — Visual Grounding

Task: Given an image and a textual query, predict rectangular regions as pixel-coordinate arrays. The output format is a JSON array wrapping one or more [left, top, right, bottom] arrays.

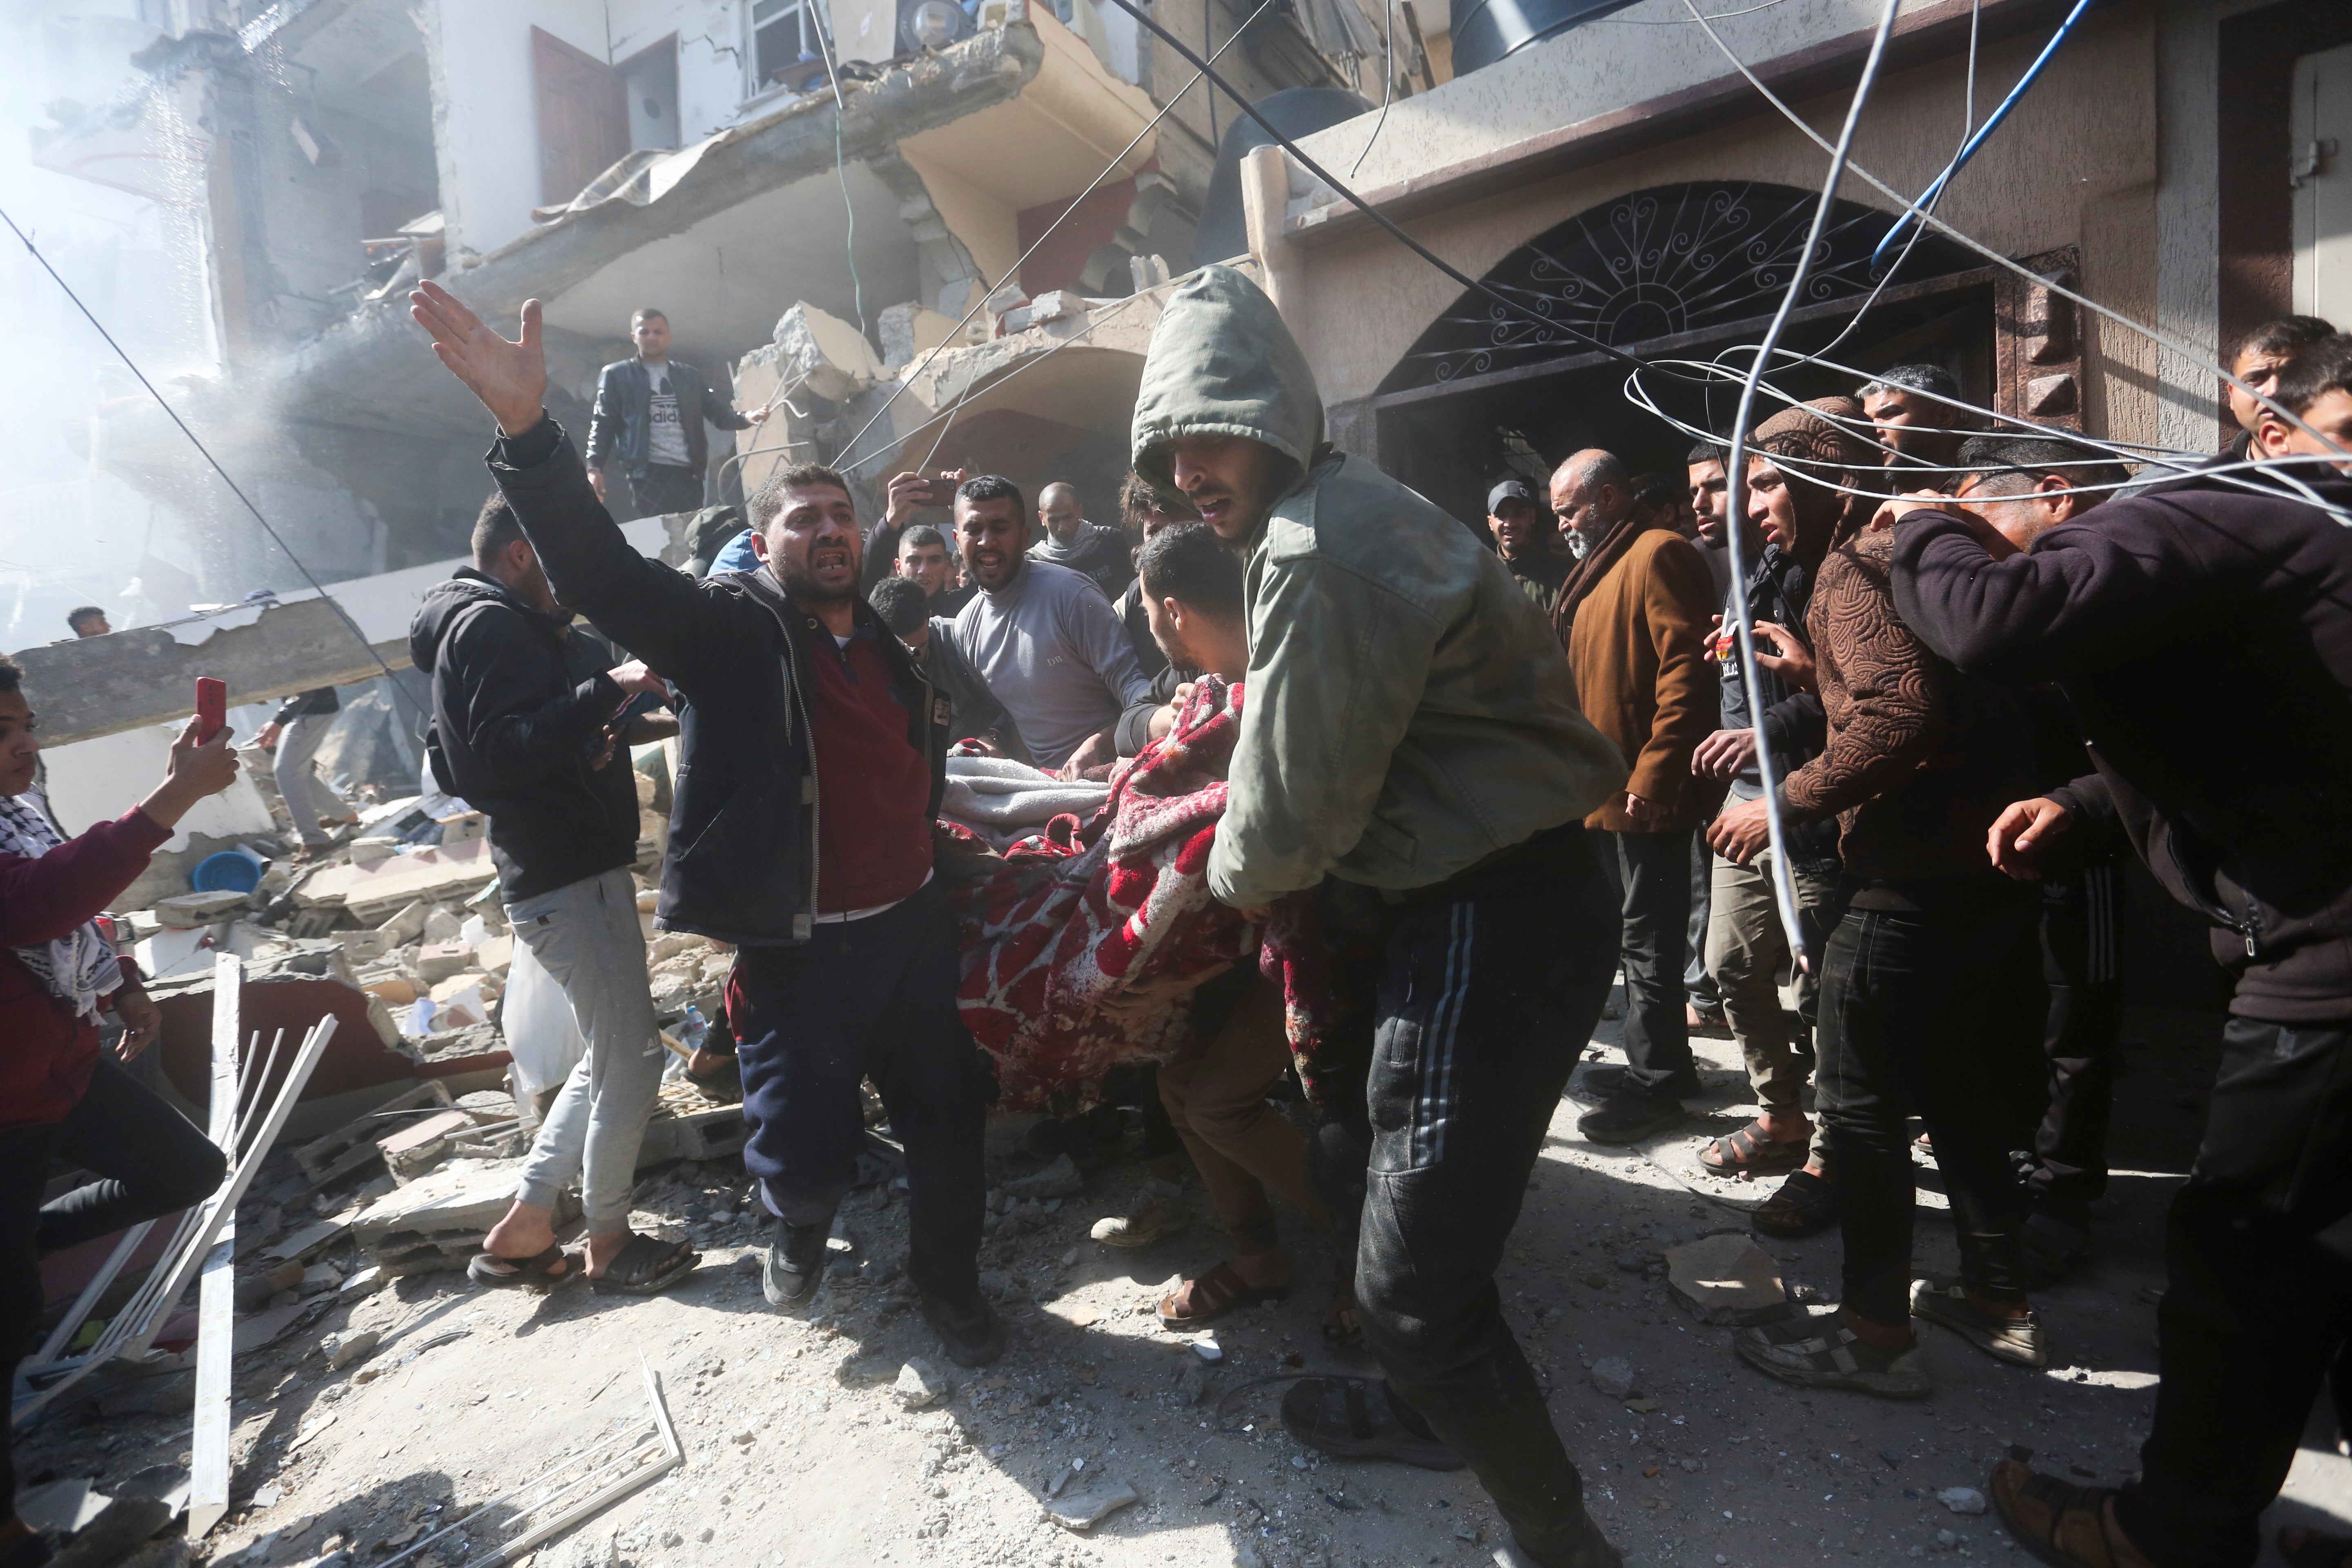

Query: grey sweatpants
[[275, 712, 352, 848], [507, 869, 664, 1234]]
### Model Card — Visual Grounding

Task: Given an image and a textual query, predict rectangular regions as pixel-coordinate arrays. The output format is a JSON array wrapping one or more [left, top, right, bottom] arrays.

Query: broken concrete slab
[[154, 892, 250, 929], [1044, 1481, 1138, 1532], [18, 1479, 113, 1535], [348, 1156, 567, 1274], [893, 1357, 949, 1409], [1664, 1233, 1792, 1327], [294, 838, 495, 923], [262, 1219, 348, 1264]]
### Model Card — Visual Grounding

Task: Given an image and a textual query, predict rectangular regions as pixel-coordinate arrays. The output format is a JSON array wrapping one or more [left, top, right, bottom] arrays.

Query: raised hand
[[409, 281, 548, 437]]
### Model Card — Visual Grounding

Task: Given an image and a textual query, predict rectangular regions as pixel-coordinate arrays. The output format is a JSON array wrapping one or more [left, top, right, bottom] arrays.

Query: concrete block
[[153, 891, 248, 929]]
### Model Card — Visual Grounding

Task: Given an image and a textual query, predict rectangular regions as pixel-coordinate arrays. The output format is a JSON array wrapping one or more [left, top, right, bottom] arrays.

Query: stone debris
[[1002, 1155, 1084, 1201], [1588, 1357, 1637, 1400], [1042, 1480, 1138, 1532], [1664, 1233, 1792, 1326], [894, 1358, 950, 1410], [1938, 1487, 1989, 1515]]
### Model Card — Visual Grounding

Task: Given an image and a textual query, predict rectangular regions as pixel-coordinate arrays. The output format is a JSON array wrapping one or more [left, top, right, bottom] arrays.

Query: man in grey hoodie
[[1133, 265, 1630, 1568]]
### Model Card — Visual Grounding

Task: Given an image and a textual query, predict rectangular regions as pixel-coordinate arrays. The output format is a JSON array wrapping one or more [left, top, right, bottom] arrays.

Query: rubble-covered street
[[18, 985, 2347, 1568]]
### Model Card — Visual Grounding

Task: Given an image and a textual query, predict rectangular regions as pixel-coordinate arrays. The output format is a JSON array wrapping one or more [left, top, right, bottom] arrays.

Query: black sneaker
[[1577, 1064, 1702, 1102], [763, 1219, 829, 1307], [922, 1291, 1007, 1367], [1577, 1087, 1692, 1145]]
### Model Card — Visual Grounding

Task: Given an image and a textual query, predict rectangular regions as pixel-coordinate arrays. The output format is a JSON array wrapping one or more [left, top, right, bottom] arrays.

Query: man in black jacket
[[1886, 341, 2352, 1568], [584, 308, 765, 520], [410, 281, 1001, 1367], [410, 496, 687, 1294]]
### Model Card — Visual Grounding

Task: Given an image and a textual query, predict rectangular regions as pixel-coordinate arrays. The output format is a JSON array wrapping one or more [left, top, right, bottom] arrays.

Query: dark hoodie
[[408, 570, 637, 900], [1890, 463, 2352, 1022]]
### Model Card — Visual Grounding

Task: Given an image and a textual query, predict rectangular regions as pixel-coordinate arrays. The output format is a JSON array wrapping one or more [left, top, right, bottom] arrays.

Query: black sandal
[[1700, 1119, 1810, 1175], [586, 1235, 698, 1296], [1753, 1167, 1839, 1238], [466, 1243, 576, 1289], [1279, 1376, 1464, 1471]]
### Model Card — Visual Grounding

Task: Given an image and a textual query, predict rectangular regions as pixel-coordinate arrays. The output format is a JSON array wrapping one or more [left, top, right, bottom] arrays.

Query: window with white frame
[[752, 0, 822, 89]]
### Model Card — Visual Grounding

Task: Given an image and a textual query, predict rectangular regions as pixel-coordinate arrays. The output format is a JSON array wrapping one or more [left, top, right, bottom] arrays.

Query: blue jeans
[[730, 880, 986, 1302]]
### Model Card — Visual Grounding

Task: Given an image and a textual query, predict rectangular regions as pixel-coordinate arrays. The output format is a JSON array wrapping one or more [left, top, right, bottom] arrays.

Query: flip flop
[[1278, 1376, 1465, 1470], [1159, 1260, 1289, 1327], [1699, 1119, 1809, 1175], [466, 1243, 576, 1290], [586, 1235, 699, 1296]]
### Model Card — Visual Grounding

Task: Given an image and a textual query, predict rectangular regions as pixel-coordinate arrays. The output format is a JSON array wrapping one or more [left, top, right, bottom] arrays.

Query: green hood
[[1131, 264, 1323, 492]]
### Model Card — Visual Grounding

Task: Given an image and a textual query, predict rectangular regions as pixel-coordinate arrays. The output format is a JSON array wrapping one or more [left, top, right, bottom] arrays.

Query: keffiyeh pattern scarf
[[0, 793, 122, 1021]]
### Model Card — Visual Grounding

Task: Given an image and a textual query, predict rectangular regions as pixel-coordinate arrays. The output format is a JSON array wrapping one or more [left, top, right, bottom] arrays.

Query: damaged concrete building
[[35, 0, 1428, 603]]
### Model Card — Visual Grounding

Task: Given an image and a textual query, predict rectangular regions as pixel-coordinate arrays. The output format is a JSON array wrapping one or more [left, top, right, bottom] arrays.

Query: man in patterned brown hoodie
[[1713, 398, 2045, 1401]]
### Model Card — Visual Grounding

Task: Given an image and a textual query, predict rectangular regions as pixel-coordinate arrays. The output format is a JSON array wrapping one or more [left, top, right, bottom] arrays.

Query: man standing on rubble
[[409, 281, 1002, 1368], [411, 493, 691, 1296], [1132, 265, 1629, 1568], [584, 307, 766, 521]]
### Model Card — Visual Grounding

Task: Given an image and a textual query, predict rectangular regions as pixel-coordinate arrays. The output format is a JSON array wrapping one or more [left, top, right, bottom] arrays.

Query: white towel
[[940, 756, 1108, 847]]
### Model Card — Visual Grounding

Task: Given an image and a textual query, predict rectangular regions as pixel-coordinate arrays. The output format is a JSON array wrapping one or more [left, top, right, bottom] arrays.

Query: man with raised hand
[[1131, 263, 1628, 1568], [408, 281, 1000, 1369]]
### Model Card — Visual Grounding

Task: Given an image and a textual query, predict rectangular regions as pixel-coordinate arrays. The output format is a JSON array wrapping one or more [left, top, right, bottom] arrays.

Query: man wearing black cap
[[1487, 477, 1574, 616]]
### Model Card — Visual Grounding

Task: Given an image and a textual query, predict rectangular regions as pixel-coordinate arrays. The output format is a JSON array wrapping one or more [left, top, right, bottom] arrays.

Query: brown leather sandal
[[1700, 1118, 1810, 1174], [1159, 1260, 1290, 1327], [1989, 1461, 2155, 1568]]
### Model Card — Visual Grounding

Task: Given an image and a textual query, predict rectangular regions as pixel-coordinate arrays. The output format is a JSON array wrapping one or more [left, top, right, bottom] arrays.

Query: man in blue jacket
[[584, 308, 766, 521], [411, 281, 1001, 1368]]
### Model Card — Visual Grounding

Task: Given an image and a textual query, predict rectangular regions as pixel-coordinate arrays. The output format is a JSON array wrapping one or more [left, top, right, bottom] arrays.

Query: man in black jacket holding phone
[[410, 281, 1000, 1366]]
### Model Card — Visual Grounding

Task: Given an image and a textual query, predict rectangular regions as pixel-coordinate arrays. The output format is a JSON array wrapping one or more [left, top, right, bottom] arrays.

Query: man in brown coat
[[1550, 449, 1720, 1144]]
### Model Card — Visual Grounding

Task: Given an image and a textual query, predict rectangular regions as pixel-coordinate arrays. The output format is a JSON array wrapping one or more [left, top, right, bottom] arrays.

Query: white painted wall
[[606, 0, 767, 139], [419, 0, 634, 262]]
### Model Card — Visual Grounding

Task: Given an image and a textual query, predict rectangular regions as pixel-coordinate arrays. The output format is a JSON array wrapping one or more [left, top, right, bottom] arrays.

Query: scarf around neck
[[0, 792, 124, 1022]]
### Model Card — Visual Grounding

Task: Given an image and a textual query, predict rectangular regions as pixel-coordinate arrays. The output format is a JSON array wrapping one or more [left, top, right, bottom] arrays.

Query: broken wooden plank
[[189, 957, 243, 1540]]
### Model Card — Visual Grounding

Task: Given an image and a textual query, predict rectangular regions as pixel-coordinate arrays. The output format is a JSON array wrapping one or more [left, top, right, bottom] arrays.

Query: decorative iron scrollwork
[[1379, 182, 1974, 394]]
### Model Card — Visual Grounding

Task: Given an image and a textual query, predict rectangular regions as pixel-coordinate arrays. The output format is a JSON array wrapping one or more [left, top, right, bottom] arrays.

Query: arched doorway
[[1333, 181, 2074, 529]]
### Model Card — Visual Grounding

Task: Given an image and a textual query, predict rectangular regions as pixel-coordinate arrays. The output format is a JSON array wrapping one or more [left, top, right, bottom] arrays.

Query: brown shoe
[[1989, 1461, 2156, 1568]]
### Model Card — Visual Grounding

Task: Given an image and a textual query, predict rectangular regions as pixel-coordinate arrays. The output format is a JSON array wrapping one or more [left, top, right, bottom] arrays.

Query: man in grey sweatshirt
[[949, 474, 1152, 771]]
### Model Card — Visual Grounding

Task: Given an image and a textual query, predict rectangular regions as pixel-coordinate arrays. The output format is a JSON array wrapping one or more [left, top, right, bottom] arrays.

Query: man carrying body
[[1486, 476, 1573, 617], [869, 576, 1027, 764], [1886, 336, 2352, 1567], [254, 688, 359, 855], [411, 281, 1002, 1366], [1860, 364, 1966, 478], [951, 475, 1152, 773], [1028, 481, 1135, 601], [410, 494, 689, 1294], [1134, 264, 1628, 1568], [1111, 471, 1203, 684], [584, 307, 766, 521], [1548, 450, 1718, 1147]]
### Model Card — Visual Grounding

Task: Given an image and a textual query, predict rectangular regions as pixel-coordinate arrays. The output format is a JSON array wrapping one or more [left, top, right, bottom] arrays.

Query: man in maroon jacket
[[0, 655, 242, 1568]]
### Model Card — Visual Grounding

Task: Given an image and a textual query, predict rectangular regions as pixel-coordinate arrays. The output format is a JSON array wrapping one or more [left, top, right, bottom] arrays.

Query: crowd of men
[[1, 273, 2343, 1568], [397, 278, 2352, 1568]]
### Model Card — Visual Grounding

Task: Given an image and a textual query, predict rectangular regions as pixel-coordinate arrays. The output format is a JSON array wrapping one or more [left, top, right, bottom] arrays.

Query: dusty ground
[[21, 988, 2350, 1568]]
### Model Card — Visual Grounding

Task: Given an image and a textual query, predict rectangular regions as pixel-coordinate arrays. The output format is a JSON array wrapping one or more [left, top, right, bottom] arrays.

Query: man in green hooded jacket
[[1132, 264, 1631, 1568]]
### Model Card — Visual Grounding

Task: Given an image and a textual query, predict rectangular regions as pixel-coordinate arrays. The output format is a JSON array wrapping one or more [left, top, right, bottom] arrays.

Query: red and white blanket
[[949, 678, 1252, 1112]]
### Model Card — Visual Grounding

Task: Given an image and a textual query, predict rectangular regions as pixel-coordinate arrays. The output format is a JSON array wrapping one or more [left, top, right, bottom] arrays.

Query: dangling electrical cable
[[808, 2, 867, 338], [0, 204, 408, 691], [1350, 0, 1398, 179], [1704, 0, 1905, 969]]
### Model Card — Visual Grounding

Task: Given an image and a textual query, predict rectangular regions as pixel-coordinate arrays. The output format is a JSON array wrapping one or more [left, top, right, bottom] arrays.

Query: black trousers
[[622, 463, 705, 521], [2, 1052, 226, 1508], [730, 881, 987, 1303], [2116, 1017, 2352, 1567], [1815, 888, 2038, 1325], [2025, 864, 2127, 1213], [1351, 828, 1621, 1566], [1599, 830, 1696, 1093]]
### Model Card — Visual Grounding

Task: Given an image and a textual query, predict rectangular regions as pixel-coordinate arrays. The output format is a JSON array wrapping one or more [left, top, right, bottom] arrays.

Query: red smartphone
[[195, 677, 227, 742]]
